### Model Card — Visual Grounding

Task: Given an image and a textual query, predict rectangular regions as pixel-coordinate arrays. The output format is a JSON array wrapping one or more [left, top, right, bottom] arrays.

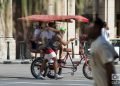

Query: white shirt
[[33, 27, 55, 40], [41, 30, 55, 40], [33, 28, 41, 40], [90, 36, 116, 86], [101, 28, 110, 42]]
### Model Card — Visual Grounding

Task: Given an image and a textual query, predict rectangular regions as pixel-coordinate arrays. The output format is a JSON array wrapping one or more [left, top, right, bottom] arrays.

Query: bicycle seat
[[63, 48, 72, 52]]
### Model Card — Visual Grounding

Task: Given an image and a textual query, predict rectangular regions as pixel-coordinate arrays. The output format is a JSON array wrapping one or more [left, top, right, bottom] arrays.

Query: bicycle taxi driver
[[39, 23, 75, 80], [38, 22, 63, 80]]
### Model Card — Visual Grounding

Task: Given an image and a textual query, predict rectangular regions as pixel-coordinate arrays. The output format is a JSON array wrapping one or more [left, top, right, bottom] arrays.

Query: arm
[[58, 36, 75, 46], [99, 44, 116, 86], [48, 27, 60, 33], [105, 62, 116, 86]]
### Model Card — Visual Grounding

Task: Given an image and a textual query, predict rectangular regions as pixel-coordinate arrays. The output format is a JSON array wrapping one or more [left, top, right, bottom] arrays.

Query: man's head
[[48, 22, 56, 28], [59, 27, 66, 34], [41, 23, 48, 30], [87, 18, 104, 40], [103, 22, 109, 30], [33, 22, 40, 29]]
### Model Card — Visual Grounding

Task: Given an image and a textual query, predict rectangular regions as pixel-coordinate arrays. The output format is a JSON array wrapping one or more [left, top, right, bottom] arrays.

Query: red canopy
[[18, 15, 89, 23], [69, 15, 89, 23]]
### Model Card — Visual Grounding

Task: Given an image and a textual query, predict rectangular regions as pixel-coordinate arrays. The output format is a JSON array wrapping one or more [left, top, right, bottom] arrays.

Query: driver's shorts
[[44, 48, 57, 60]]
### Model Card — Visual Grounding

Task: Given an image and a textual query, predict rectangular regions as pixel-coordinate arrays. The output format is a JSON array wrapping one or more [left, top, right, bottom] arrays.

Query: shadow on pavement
[[0, 76, 35, 80]]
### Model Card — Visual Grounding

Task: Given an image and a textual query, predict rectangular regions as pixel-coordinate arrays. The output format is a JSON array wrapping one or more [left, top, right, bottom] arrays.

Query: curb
[[0, 60, 120, 65], [0, 60, 32, 64]]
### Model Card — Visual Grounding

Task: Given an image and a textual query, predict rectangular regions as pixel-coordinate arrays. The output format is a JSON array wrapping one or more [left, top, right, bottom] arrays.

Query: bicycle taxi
[[18, 15, 92, 80]]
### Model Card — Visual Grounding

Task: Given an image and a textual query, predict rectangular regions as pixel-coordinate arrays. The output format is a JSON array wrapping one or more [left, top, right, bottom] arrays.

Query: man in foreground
[[87, 18, 118, 86]]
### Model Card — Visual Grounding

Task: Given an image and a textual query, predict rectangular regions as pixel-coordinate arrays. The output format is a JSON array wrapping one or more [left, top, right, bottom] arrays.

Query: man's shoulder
[[96, 36, 107, 43], [91, 36, 106, 48], [97, 38, 113, 51]]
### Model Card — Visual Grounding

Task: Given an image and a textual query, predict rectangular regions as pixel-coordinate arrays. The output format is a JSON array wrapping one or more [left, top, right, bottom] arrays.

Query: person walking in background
[[32, 22, 42, 42], [30, 22, 43, 51], [87, 18, 118, 86], [101, 22, 110, 43]]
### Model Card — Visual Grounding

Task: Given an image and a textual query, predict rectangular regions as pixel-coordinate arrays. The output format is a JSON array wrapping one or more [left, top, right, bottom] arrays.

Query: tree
[[0, 0, 6, 38], [12, 0, 50, 59], [75, 0, 85, 15], [0, 0, 6, 58], [0, 0, 14, 60]]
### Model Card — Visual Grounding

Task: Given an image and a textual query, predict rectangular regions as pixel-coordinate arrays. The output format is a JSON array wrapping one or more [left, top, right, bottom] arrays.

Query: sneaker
[[55, 74, 64, 80]]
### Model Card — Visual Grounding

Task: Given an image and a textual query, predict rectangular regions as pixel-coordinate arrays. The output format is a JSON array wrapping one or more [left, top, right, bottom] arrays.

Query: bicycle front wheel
[[82, 60, 93, 80], [30, 57, 47, 79]]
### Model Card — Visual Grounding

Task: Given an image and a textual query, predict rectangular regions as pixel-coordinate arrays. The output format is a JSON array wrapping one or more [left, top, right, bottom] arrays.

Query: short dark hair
[[94, 17, 104, 29], [103, 22, 107, 27], [39, 22, 42, 26], [48, 22, 56, 27]]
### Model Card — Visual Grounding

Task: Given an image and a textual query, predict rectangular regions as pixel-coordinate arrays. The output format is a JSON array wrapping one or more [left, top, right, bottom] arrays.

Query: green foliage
[[0, 0, 4, 12], [75, 0, 85, 15], [28, 0, 32, 15], [21, 0, 28, 16], [0, 0, 9, 13]]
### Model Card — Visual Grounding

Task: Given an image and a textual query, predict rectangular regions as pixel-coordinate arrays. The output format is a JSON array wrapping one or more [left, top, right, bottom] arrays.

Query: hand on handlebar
[[69, 38, 76, 41]]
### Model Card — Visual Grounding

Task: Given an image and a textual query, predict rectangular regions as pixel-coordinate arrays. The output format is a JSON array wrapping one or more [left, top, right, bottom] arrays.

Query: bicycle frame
[[60, 52, 88, 68], [58, 41, 90, 73], [60, 52, 75, 69]]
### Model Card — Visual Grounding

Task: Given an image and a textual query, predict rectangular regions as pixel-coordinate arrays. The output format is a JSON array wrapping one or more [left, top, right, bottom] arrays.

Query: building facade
[[0, 0, 77, 61], [0, 0, 16, 62], [84, 0, 120, 38], [0, 0, 119, 61]]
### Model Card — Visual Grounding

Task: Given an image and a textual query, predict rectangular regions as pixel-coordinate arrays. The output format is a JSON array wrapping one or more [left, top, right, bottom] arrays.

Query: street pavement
[[0, 64, 93, 86], [0, 64, 119, 86], [0, 79, 93, 86]]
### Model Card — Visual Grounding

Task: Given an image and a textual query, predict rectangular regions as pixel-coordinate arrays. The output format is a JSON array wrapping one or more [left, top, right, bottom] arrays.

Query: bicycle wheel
[[30, 57, 47, 79], [82, 60, 93, 80]]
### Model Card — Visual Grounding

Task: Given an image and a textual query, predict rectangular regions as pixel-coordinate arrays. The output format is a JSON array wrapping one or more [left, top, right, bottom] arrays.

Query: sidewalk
[[0, 59, 120, 65], [0, 59, 32, 64]]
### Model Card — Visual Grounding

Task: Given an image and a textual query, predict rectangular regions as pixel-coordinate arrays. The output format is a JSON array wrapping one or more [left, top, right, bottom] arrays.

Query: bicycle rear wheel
[[82, 60, 93, 80], [31, 57, 47, 79]]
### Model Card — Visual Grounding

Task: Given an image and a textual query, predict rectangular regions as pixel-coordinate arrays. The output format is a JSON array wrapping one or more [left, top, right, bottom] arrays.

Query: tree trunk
[[21, 0, 28, 41], [0, 0, 16, 60], [0, 0, 6, 59], [4, 0, 13, 37], [28, 0, 33, 15], [0, 0, 6, 37], [75, 0, 85, 15]]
